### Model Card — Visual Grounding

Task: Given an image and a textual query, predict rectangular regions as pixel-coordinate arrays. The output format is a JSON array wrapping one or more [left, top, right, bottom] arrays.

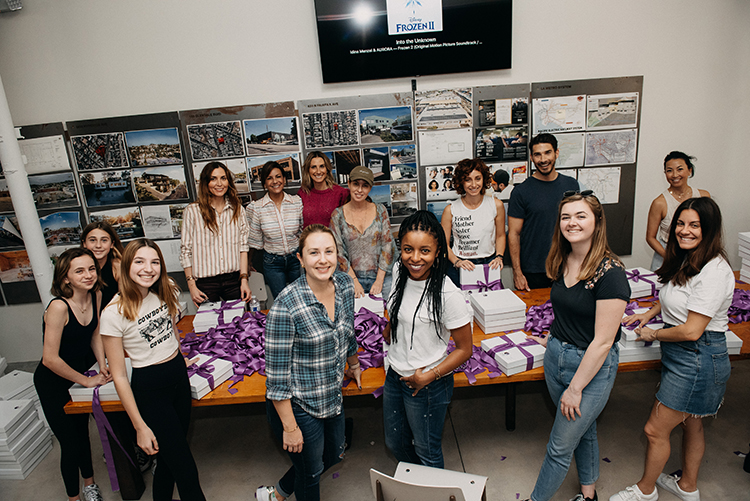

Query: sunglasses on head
[[563, 189, 594, 197]]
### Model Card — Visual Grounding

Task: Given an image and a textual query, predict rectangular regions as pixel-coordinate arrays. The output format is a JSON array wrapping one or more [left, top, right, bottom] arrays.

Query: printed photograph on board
[[358, 106, 413, 144], [303, 110, 358, 149], [0, 179, 14, 212], [71, 132, 129, 170], [141, 204, 187, 240], [475, 126, 528, 161], [246, 153, 301, 191], [132, 165, 188, 203], [192, 159, 250, 194], [0, 249, 34, 283], [511, 98, 529, 124], [586, 92, 638, 130], [89, 207, 144, 241], [28, 172, 80, 210], [187, 121, 245, 161], [390, 182, 418, 217], [48, 244, 79, 266], [0, 215, 23, 249], [40, 211, 82, 247], [425, 165, 459, 200], [369, 184, 392, 216], [80, 170, 135, 207], [125, 127, 183, 166], [363, 147, 390, 181], [332, 149, 362, 184], [389, 144, 416, 165], [390, 163, 417, 180], [243, 117, 300, 156], [415, 88, 472, 130]]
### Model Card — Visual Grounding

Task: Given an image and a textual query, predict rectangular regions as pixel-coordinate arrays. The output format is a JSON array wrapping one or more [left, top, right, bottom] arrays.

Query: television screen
[[314, 0, 512, 84]]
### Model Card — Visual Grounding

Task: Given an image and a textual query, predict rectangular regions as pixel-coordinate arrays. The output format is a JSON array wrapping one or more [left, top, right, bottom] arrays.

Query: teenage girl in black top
[[81, 221, 124, 312]]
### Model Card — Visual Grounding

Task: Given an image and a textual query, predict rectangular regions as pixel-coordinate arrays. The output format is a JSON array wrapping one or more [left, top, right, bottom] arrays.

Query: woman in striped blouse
[[248, 161, 304, 299], [180, 161, 251, 307]]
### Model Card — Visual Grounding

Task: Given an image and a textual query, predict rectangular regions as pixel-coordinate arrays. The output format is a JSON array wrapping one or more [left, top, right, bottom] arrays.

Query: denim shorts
[[656, 326, 731, 416]]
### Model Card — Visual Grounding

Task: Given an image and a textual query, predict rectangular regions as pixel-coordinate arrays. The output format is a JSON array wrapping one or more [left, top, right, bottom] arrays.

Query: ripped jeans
[[267, 400, 345, 501]]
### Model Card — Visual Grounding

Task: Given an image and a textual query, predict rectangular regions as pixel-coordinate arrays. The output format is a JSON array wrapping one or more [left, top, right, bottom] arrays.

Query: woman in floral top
[[330, 166, 395, 300]]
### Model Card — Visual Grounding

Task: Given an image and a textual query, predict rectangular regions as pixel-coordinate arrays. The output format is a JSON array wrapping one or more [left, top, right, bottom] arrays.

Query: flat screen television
[[314, 0, 512, 84]]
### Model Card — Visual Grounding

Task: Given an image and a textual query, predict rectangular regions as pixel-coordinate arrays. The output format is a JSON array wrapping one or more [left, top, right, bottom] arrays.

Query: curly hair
[[452, 158, 490, 196]]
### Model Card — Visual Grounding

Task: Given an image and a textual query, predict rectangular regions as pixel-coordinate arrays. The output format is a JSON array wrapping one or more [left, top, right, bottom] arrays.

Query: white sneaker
[[81, 483, 104, 501], [255, 486, 277, 501], [609, 484, 658, 501], [656, 473, 700, 501]]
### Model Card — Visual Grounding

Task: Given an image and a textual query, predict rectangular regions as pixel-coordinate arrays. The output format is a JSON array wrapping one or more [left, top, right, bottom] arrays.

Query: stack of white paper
[[618, 338, 661, 363], [354, 294, 385, 316], [469, 290, 527, 334], [480, 331, 545, 376], [0, 399, 52, 479], [188, 353, 234, 400], [68, 360, 132, 402], [739, 232, 750, 283], [726, 330, 743, 355], [0, 371, 46, 430], [193, 301, 245, 334], [625, 267, 663, 299]]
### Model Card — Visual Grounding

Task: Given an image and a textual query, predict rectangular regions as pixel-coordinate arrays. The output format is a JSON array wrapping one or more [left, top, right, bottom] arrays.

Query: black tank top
[[100, 260, 118, 312]]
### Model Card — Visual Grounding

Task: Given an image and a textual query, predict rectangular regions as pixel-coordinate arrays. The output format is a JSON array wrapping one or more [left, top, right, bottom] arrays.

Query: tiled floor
[[2, 359, 749, 500]]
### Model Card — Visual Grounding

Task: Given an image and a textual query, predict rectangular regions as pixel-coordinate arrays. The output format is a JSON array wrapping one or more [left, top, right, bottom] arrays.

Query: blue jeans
[[267, 400, 345, 501], [530, 336, 619, 501], [355, 270, 392, 301], [263, 249, 300, 299], [383, 367, 454, 468]]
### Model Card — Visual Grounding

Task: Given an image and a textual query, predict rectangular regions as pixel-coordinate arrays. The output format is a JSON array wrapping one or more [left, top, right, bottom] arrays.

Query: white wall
[[1, 0, 748, 361]]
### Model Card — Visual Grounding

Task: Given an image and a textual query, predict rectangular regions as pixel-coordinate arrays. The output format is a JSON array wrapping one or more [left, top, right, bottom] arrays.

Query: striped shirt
[[247, 193, 303, 256], [179, 201, 249, 278], [265, 271, 357, 418]]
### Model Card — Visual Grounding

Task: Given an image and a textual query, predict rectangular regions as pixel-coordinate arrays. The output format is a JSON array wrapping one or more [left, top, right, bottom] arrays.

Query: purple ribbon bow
[[729, 288, 750, 324], [210, 300, 244, 326], [448, 341, 503, 384], [353, 308, 388, 371], [486, 335, 540, 373], [186, 356, 218, 390], [626, 269, 659, 298], [524, 300, 554, 335], [461, 264, 503, 293]]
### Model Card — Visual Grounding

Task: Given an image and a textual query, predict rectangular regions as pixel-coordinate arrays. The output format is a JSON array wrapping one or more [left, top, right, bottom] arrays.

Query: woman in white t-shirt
[[101, 239, 206, 501], [613, 198, 734, 501], [383, 211, 473, 468]]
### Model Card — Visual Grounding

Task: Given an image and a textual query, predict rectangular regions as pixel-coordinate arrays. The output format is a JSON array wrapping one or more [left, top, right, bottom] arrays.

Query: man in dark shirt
[[508, 133, 579, 290]]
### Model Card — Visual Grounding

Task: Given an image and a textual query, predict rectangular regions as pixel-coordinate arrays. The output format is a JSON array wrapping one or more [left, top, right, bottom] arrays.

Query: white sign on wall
[[386, 0, 443, 35]]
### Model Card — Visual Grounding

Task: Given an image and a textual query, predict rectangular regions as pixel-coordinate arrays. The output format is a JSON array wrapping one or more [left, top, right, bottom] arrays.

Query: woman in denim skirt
[[612, 197, 734, 501]]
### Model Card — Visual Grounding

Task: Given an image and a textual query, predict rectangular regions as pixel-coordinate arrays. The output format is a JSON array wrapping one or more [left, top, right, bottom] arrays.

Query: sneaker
[[655, 473, 700, 501], [135, 446, 152, 473], [255, 486, 277, 500], [81, 483, 104, 501], [609, 484, 658, 501], [570, 492, 598, 501]]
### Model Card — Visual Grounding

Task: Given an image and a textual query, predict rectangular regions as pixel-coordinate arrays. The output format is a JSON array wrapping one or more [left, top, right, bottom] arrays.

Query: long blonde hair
[[196, 162, 241, 232], [546, 192, 621, 281], [115, 238, 180, 321]]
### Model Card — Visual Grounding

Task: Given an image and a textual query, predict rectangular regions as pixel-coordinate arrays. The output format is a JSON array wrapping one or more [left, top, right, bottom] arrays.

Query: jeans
[[530, 336, 619, 501], [383, 367, 454, 468], [446, 254, 498, 288], [263, 249, 300, 299], [355, 270, 392, 301], [267, 400, 345, 501]]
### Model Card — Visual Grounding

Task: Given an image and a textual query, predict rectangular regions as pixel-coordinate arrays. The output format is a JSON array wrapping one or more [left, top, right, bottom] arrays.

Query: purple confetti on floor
[[516, 494, 519, 499], [602, 457, 611, 463], [332, 472, 339, 479], [500, 456, 507, 461]]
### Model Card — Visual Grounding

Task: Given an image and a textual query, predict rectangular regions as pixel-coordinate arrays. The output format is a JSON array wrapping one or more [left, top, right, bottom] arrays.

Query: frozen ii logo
[[387, 0, 443, 35]]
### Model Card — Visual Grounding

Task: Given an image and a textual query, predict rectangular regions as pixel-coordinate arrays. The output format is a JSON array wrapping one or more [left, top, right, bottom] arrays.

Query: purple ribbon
[[186, 356, 218, 390], [85, 370, 136, 493], [524, 300, 554, 335], [728, 288, 750, 324], [461, 264, 503, 293], [486, 335, 540, 372], [354, 308, 388, 371], [447, 341, 502, 384], [626, 269, 658, 297], [210, 300, 244, 326]]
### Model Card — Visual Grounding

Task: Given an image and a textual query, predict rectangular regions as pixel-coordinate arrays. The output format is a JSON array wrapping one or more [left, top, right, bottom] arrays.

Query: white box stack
[[68, 360, 132, 402], [480, 331, 545, 376], [0, 399, 52, 479], [175, 301, 189, 323], [621, 308, 664, 348], [625, 267, 663, 299], [188, 353, 234, 400], [354, 294, 385, 316], [739, 232, 750, 283], [726, 330, 743, 355], [459, 264, 503, 295], [193, 301, 245, 334], [0, 371, 47, 430], [0, 356, 6, 376], [469, 290, 526, 334]]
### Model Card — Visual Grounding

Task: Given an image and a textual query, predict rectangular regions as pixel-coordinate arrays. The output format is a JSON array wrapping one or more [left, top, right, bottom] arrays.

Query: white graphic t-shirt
[[100, 292, 179, 368]]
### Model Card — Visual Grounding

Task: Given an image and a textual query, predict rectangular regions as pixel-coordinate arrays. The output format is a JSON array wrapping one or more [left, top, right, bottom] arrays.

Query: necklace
[[669, 186, 691, 200], [70, 298, 88, 314]]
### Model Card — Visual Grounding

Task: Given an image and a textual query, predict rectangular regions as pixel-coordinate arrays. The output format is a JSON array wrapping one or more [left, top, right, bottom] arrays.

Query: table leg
[[505, 383, 517, 431]]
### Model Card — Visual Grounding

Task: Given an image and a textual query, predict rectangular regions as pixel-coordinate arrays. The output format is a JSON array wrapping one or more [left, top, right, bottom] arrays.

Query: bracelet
[[186, 276, 196, 282], [431, 367, 441, 380], [348, 362, 361, 371], [283, 424, 299, 433], [454, 259, 462, 268], [654, 329, 660, 341], [239, 273, 249, 280]]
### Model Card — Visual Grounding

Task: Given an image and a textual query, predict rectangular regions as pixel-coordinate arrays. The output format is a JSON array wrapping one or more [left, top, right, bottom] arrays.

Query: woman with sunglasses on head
[[523, 191, 630, 501], [81, 221, 125, 312], [298, 151, 349, 228], [181, 161, 251, 307], [645, 151, 710, 271], [611, 198, 732, 501], [330, 166, 395, 300]]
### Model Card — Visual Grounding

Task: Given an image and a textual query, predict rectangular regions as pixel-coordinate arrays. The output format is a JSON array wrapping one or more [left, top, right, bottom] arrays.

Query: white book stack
[[480, 331, 545, 376], [188, 353, 234, 400], [0, 356, 6, 376], [621, 308, 664, 348], [625, 267, 663, 299], [739, 232, 750, 283], [68, 360, 132, 402], [726, 330, 743, 355], [354, 294, 385, 316], [0, 399, 52, 479], [193, 301, 246, 334], [0, 371, 47, 430], [469, 290, 526, 334], [175, 301, 189, 323]]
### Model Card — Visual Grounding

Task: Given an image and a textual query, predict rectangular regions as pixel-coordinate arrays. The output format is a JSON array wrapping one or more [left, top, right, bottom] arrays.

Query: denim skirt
[[656, 327, 731, 416]]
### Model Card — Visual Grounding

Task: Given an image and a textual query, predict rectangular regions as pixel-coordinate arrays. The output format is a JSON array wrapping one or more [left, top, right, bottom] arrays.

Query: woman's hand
[[98, 365, 112, 382], [455, 259, 475, 271], [352, 279, 365, 298], [83, 373, 109, 388], [635, 325, 657, 342], [188, 283, 209, 307], [369, 279, 384, 296], [283, 427, 304, 454], [488, 256, 504, 271], [137, 426, 159, 455], [560, 387, 582, 421], [240, 280, 252, 302], [344, 365, 362, 389], [622, 312, 650, 328], [400, 368, 431, 396]]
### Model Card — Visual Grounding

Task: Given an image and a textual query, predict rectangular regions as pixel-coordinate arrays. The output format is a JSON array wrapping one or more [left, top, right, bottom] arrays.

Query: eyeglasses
[[563, 189, 594, 197]]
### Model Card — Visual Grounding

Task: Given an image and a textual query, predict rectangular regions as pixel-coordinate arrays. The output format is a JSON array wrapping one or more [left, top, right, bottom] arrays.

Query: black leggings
[[131, 355, 206, 501], [34, 368, 93, 498]]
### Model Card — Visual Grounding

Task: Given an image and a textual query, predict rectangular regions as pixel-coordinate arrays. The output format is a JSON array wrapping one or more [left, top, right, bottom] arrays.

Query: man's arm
[[508, 216, 529, 291]]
